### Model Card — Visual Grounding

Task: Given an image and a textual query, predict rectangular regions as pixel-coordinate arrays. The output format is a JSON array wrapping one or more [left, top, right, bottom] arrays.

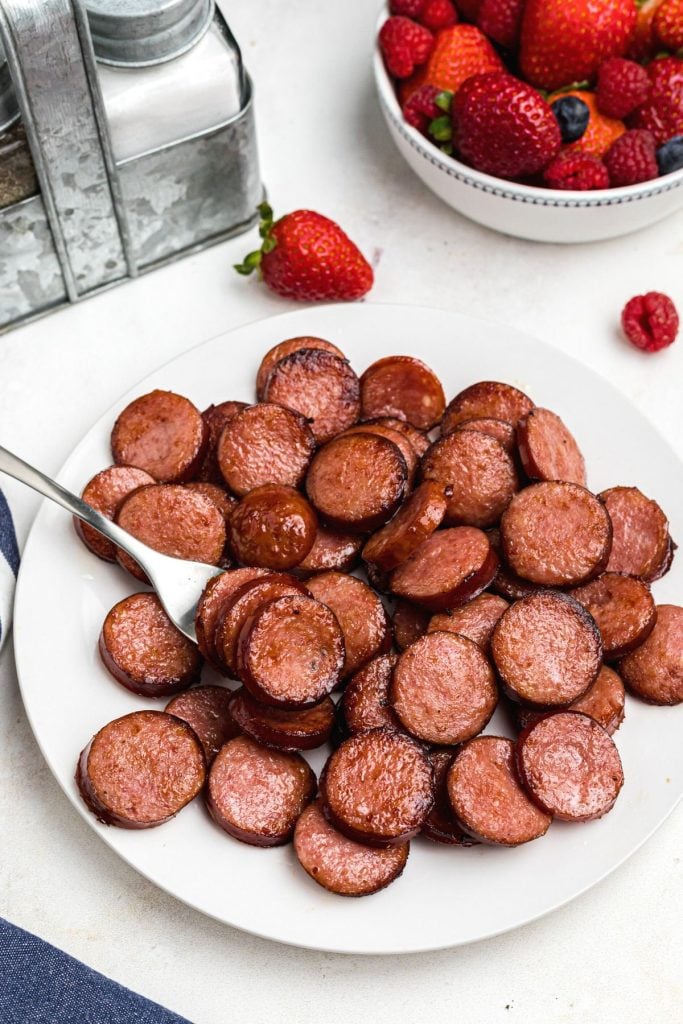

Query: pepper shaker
[[0, 38, 37, 209]]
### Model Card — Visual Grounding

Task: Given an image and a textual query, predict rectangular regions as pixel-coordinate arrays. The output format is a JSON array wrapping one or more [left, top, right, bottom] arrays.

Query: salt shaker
[[85, 0, 244, 161], [0, 39, 37, 209]]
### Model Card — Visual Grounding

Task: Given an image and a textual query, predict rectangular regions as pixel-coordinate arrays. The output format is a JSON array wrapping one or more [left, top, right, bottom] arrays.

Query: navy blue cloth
[[0, 918, 192, 1024]]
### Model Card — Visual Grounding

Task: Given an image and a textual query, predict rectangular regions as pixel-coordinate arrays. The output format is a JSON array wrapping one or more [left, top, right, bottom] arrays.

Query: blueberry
[[551, 96, 590, 144], [656, 136, 683, 177]]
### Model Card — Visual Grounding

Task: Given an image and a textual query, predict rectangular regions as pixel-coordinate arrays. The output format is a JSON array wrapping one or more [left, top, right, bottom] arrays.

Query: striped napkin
[[0, 486, 19, 652]]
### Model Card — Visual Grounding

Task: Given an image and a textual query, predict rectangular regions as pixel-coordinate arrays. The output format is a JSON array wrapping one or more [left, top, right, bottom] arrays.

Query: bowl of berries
[[374, 0, 683, 243]]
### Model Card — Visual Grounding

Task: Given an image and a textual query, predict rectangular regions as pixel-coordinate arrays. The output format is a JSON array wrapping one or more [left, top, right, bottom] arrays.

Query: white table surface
[[1, 1, 682, 1021]]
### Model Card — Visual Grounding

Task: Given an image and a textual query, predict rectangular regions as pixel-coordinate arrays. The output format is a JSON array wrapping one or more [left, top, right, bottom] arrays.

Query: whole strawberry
[[421, 23, 503, 93], [597, 58, 651, 120], [654, 0, 683, 50], [380, 16, 434, 79], [604, 129, 658, 186], [453, 71, 561, 178], [235, 204, 373, 302], [554, 90, 625, 158], [477, 0, 526, 49], [629, 56, 683, 145], [520, 0, 637, 92], [628, 0, 665, 61]]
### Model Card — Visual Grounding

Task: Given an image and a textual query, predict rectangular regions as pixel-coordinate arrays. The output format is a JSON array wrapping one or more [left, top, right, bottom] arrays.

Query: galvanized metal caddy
[[0, 0, 261, 331]]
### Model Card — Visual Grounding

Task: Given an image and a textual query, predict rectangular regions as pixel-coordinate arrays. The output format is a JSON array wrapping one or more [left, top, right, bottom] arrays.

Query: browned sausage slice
[[447, 736, 551, 846], [391, 632, 497, 745], [194, 567, 270, 668], [256, 337, 346, 401], [450, 417, 516, 454], [568, 573, 657, 660], [76, 710, 205, 828], [165, 686, 240, 763], [599, 486, 674, 581], [229, 688, 335, 751], [306, 433, 407, 533], [237, 594, 345, 708], [363, 416, 430, 457], [491, 591, 602, 707], [514, 664, 626, 736], [184, 482, 236, 528], [111, 390, 207, 482], [500, 482, 612, 587], [322, 728, 433, 846], [217, 403, 315, 497], [228, 485, 317, 570], [115, 484, 227, 581], [392, 599, 430, 651], [293, 524, 363, 577], [99, 593, 202, 697], [390, 527, 498, 612], [341, 422, 418, 487], [215, 574, 309, 676], [362, 482, 448, 572], [516, 712, 624, 821], [359, 356, 445, 430], [294, 799, 409, 897], [517, 407, 586, 486], [422, 749, 478, 846], [428, 592, 509, 650], [75, 466, 155, 561], [307, 571, 392, 678], [341, 653, 401, 734], [196, 401, 248, 482], [618, 604, 683, 705], [421, 431, 519, 529], [442, 381, 533, 434], [263, 348, 360, 444], [206, 735, 315, 846]]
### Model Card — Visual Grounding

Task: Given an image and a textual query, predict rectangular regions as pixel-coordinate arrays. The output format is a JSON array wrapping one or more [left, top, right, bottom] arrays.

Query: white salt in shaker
[[85, 0, 244, 162]]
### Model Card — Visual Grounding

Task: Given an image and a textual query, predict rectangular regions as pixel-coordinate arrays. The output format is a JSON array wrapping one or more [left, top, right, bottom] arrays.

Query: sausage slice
[[341, 653, 402, 734], [215, 574, 309, 676], [165, 686, 240, 764], [447, 736, 551, 846], [228, 485, 317, 569], [359, 356, 446, 430], [362, 482, 448, 572], [256, 337, 346, 401], [111, 390, 207, 483], [76, 711, 206, 828], [391, 632, 497, 745], [390, 527, 498, 612], [428, 592, 509, 650], [237, 594, 345, 707], [307, 571, 392, 678], [195, 567, 270, 668], [322, 728, 433, 846], [263, 348, 360, 444], [341, 422, 418, 487], [450, 417, 516, 454], [491, 591, 602, 707], [184, 482, 236, 529], [363, 416, 431, 457], [442, 381, 533, 434], [217, 403, 315, 497], [600, 486, 674, 581], [99, 593, 202, 697], [292, 524, 363, 578], [306, 433, 407, 533], [500, 482, 612, 587], [422, 749, 478, 846], [618, 604, 683, 705], [206, 735, 315, 846], [514, 664, 626, 736], [392, 599, 430, 651], [517, 407, 586, 486], [421, 430, 519, 529], [516, 712, 624, 821], [196, 401, 248, 482], [294, 800, 409, 897], [229, 688, 335, 751], [569, 573, 657, 660], [75, 466, 155, 562]]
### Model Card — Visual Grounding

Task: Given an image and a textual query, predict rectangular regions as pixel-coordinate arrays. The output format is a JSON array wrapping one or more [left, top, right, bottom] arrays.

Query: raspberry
[[390, 0, 426, 16], [604, 129, 658, 186], [420, 0, 459, 29], [543, 151, 610, 190], [597, 58, 651, 120], [622, 292, 679, 353], [402, 84, 442, 133], [379, 16, 434, 79]]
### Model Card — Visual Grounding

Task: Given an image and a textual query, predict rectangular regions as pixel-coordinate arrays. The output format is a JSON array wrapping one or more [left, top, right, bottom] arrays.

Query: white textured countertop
[[1, 1, 681, 1021]]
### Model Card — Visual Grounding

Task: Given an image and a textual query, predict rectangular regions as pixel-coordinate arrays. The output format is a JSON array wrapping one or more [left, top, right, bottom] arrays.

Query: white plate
[[14, 303, 683, 954]]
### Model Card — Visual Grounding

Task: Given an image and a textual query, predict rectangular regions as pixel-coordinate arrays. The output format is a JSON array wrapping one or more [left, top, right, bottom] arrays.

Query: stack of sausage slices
[[75, 336, 682, 898]]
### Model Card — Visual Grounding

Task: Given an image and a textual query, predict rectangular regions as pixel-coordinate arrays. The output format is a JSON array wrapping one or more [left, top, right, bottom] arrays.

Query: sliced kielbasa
[[305, 433, 407, 533], [215, 574, 309, 676], [196, 401, 248, 482], [256, 337, 345, 401], [500, 481, 612, 587], [362, 481, 448, 572], [516, 712, 624, 821], [442, 381, 533, 435], [341, 653, 402, 734], [391, 632, 497, 745], [341, 422, 418, 487], [263, 348, 360, 444], [451, 417, 516, 454], [363, 416, 430, 457], [229, 688, 335, 751], [447, 736, 551, 846], [76, 710, 206, 828], [359, 356, 445, 430], [307, 571, 392, 678], [422, 749, 478, 846], [206, 735, 316, 846], [228, 485, 317, 570], [618, 604, 683, 705], [111, 390, 207, 483], [194, 567, 270, 668], [322, 727, 433, 847], [392, 599, 430, 651], [165, 686, 240, 763], [428, 592, 509, 650], [569, 573, 657, 660], [185, 482, 236, 528], [75, 466, 155, 561], [217, 403, 315, 497], [292, 524, 363, 577], [294, 799, 409, 897], [99, 593, 202, 697], [514, 664, 626, 736], [599, 486, 674, 582], [390, 527, 498, 612], [517, 407, 586, 486]]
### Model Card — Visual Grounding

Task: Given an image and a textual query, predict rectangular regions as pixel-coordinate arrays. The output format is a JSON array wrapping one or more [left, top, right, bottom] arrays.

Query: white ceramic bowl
[[373, 17, 683, 243]]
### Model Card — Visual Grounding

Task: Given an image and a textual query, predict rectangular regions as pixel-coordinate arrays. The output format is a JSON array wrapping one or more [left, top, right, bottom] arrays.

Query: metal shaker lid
[[86, 0, 215, 67], [0, 38, 20, 132]]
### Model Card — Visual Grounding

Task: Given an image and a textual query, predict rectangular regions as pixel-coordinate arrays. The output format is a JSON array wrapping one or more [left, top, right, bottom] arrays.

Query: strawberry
[[554, 90, 626, 157], [453, 71, 561, 178], [235, 204, 373, 302], [420, 23, 504, 93], [629, 56, 683, 145], [520, 0, 637, 92], [380, 16, 434, 79], [597, 58, 651, 120], [477, 0, 526, 49], [654, 0, 683, 52], [627, 0, 665, 61]]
